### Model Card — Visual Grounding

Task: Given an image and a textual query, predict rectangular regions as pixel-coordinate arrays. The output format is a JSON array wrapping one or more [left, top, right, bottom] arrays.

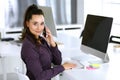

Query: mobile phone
[[43, 27, 46, 37]]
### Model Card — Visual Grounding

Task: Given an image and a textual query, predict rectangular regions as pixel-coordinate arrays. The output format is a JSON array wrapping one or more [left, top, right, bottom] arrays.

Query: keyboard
[[71, 53, 103, 66], [69, 59, 85, 69], [62, 57, 85, 69]]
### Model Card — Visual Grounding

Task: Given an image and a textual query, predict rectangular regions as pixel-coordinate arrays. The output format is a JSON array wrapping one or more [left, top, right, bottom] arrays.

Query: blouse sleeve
[[50, 44, 63, 65], [21, 42, 64, 80]]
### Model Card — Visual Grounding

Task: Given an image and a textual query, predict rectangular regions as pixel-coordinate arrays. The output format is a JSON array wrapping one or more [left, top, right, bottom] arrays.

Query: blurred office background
[[0, 0, 120, 79], [0, 0, 83, 28], [0, 0, 120, 36]]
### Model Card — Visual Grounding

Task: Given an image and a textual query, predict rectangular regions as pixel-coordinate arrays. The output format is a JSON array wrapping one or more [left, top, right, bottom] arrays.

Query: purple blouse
[[21, 34, 64, 80]]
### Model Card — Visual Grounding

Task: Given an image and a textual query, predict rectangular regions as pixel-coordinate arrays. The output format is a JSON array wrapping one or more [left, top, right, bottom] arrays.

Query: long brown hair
[[20, 4, 44, 41]]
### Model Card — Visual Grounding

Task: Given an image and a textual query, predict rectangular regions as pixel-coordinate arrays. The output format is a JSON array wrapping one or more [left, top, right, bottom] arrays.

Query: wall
[[77, 0, 84, 24]]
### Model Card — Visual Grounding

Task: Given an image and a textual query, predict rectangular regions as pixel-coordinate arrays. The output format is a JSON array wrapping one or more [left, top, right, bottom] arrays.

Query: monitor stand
[[103, 53, 109, 63], [87, 53, 110, 64], [89, 53, 109, 64]]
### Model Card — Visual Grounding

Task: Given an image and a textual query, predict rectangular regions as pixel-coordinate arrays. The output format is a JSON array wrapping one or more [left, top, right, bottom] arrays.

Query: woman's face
[[26, 14, 45, 38]]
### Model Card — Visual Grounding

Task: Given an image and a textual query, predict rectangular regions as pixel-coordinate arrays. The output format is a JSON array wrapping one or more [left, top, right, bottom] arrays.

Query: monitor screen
[[80, 14, 113, 63]]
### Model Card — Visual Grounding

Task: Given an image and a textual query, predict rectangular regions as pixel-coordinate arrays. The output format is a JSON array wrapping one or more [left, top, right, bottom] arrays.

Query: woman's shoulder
[[21, 37, 39, 57], [22, 37, 36, 49]]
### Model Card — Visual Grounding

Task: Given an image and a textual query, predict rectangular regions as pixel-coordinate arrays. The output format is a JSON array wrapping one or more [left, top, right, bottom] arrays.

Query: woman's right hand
[[62, 62, 77, 70]]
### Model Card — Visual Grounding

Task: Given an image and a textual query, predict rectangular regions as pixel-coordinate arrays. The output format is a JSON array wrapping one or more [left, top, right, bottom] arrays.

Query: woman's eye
[[32, 21, 45, 26], [33, 22, 38, 26], [41, 22, 45, 26]]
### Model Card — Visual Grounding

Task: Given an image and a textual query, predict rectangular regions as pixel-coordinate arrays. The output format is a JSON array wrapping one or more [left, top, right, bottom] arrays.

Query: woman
[[21, 4, 76, 80]]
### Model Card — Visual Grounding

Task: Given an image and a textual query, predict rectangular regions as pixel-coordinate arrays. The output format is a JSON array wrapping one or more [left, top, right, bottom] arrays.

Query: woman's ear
[[26, 21, 29, 27]]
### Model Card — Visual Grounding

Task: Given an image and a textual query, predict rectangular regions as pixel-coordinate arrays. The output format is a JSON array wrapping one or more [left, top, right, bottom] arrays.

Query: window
[[2, 0, 79, 28]]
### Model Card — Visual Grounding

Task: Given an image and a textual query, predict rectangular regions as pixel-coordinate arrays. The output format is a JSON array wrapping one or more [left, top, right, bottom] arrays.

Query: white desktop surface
[[62, 64, 109, 80]]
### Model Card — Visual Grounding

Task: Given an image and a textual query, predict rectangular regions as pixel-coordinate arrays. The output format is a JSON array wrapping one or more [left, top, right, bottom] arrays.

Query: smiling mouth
[[35, 31, 41, 33]]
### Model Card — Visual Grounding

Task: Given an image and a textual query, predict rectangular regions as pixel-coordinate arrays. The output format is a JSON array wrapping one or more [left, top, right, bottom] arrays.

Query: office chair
[[17, 73, 29, 80], [0, 72, 29, 80]]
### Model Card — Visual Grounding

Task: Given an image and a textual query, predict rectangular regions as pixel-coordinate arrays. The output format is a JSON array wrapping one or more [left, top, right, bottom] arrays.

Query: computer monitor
[[80, 14, 113, 63], [38, 6, 57, 37]]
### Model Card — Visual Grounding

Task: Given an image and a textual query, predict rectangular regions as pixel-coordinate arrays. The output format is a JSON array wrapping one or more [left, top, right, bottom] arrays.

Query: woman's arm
[[43, 27, 62, 65], [50, 44, 62, 65]]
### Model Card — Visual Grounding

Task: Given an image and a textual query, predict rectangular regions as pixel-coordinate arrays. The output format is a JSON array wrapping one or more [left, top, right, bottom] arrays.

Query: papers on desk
[[113, 44, 120, 53], [55, 41, 63, 45]]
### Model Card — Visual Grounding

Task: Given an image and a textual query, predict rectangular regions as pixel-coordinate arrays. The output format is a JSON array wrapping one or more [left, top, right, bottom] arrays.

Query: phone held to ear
[[43, 27, 46, 37]]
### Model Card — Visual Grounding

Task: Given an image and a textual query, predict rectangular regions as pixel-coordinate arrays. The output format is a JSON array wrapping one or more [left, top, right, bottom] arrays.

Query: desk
[[1, 32, 120, 80], [51, 32, 120, 80], [61, 64, 109, 80], [61, 43, 120, 80]]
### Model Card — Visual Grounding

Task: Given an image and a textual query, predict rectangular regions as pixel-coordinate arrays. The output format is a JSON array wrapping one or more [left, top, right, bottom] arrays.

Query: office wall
[[84, 0, 103, 19], [83, 0, 120, 37], [77, 0, 84, 24], [0, 0, 5, 28], [1, 0, 84, 29]]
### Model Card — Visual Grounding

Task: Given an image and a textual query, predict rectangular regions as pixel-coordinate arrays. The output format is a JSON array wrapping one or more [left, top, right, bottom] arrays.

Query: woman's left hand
[[44, 27, 56, 47]]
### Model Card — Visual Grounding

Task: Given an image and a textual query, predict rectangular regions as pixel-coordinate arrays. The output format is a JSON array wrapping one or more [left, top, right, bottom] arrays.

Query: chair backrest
[[38, 6, 57, 37], [17, 73, 29, 80]]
